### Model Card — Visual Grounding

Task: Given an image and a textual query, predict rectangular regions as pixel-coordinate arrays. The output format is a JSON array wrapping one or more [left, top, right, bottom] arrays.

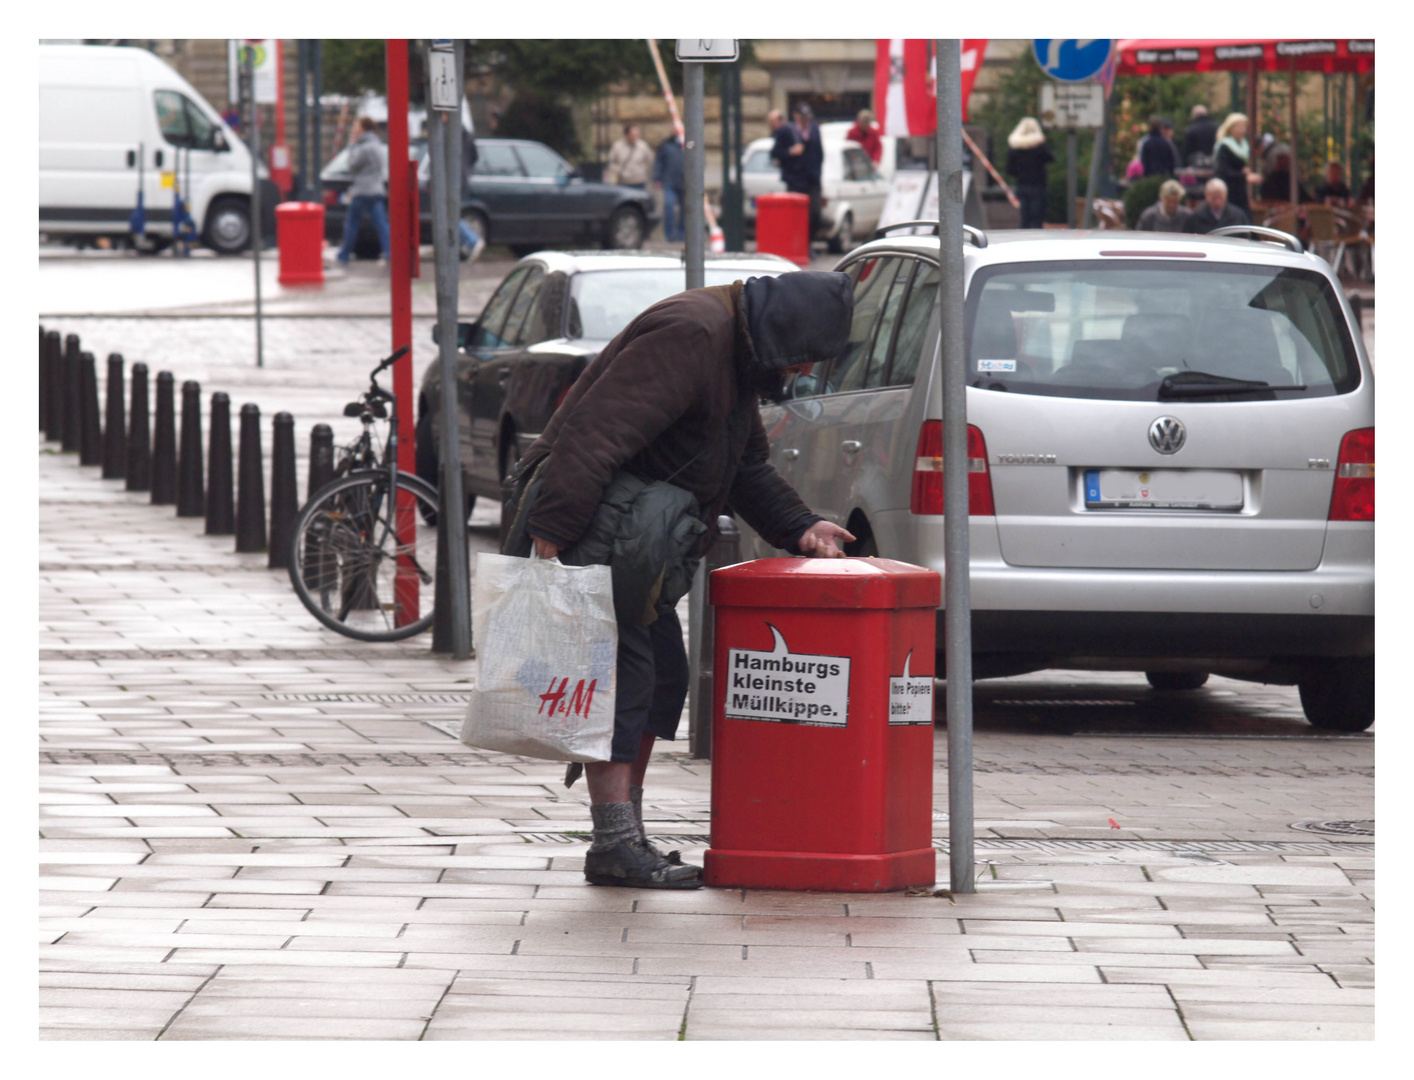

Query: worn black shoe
[[584, 837, 703, 889]]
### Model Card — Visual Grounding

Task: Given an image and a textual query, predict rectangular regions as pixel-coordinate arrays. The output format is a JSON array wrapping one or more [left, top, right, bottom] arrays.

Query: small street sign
[[676, 39, 739, 62], [1032, 39, 1114, 82], [430, 39, 454, 52], [428, 51, 458, 110], [1040, 82, 1104, 128]]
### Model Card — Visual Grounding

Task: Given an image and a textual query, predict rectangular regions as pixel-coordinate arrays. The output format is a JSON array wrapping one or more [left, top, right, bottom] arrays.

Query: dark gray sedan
[[417, 250, 798, 516]]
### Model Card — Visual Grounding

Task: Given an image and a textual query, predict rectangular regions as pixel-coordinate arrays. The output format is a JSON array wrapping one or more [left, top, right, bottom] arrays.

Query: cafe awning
[[1116, 39, 1374, 76]]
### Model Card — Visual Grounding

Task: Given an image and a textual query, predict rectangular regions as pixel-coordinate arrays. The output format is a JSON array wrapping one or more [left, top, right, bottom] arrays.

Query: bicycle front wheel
[[288, 472, 440, 641]]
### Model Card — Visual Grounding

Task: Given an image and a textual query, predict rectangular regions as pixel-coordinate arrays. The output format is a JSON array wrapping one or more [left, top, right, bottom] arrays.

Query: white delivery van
[[39, 43, 265, 254]]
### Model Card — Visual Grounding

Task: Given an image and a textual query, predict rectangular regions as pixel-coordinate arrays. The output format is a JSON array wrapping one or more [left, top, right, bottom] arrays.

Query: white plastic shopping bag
[[460, 551, 617, 762]]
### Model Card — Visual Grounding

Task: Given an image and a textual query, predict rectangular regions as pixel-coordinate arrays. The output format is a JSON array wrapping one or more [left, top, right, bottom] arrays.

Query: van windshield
[[965, 261, 1360, 401]]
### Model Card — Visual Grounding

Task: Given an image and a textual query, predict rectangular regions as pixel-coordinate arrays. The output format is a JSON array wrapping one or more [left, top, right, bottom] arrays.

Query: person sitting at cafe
[[1137, 179, 1191, 232], [1182, 104, 1218, 166], [1183, 177, 1251, 234], [1315, 162, 1352, 205], [1140, 117, 1178, 177], [1260, 154, 1313, 203]]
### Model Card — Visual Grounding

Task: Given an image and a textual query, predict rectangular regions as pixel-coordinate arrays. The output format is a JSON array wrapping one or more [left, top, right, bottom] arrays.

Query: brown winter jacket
[[521, 279, 830, 555]]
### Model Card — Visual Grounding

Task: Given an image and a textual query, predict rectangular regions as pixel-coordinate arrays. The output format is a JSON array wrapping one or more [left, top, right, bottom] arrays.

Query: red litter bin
[[704, 558, 941, 892], [275, 201, 325, 286], [755, 192, 811, 265]]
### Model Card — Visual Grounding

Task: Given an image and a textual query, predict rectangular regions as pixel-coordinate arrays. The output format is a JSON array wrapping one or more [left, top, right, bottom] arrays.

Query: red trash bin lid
[[755, 192, 811, 206], [275, 201, 324, 215], [709, 557, 940, 610]]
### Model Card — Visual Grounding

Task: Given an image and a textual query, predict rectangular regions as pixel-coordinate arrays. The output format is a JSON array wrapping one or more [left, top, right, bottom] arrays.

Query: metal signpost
[[241, 45, 264, 368], [427, 39, 472, 659], [935, 40, 975, 894], [1033, 40, 1113, 228], [677, 40, 737, 759]]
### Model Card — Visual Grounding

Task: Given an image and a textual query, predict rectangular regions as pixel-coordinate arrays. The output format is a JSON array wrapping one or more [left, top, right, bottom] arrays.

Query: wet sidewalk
[[39, 435, 1374, 1041]]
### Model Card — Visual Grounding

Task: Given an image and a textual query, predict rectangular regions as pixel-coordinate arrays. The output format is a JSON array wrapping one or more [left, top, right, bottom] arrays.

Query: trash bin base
[[703, 846, 935, 893], [277, 269, 324, 286]]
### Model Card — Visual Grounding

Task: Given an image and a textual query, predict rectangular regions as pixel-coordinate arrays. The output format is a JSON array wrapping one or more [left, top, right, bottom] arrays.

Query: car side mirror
[[790, 373, 819, 399], [432, 322, 477, 348]]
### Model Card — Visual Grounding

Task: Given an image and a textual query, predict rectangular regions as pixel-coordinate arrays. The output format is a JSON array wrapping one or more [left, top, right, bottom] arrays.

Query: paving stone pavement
[[37, 282, 1375, 1042]]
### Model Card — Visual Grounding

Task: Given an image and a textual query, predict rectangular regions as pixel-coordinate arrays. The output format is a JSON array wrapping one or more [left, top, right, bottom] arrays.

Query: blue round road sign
[[1033, 39, 1114, 82]]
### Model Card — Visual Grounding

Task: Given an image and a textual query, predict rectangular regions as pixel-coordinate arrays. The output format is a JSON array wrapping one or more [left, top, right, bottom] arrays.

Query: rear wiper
[[1158, 370, 1307, 399]]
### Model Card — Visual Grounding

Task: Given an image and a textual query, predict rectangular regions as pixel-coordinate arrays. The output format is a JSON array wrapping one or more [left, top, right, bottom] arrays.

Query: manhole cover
[[1291, 819, 1374, 836]]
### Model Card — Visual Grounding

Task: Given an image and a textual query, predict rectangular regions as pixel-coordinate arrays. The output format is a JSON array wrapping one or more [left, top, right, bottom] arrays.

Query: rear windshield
[[568, 268, 781, 340], [965, 261, 1361, 401]]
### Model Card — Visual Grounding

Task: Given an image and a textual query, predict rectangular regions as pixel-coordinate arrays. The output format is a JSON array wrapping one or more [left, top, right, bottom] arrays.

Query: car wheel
[[827, 213, 854, 255], [202, 197, 251, 255], [463, 209, 489, 245], [413, 411, 475, 525], [1298, 657, 1374, 731], [604, 206, 647, 250], [1145, 671, 1209, 691]]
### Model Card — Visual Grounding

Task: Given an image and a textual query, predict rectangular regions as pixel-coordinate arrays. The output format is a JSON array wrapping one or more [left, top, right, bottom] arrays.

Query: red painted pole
[[387, 39, 418, 627]]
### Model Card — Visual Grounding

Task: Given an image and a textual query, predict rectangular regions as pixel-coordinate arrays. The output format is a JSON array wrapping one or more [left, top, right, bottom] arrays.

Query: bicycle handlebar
[[372, 346, 410, 377]]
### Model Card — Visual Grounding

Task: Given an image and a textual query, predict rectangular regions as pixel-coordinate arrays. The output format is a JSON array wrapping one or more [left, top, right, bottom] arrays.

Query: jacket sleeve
[[527, 316, 715, 549], [726, 408, 821, 553]]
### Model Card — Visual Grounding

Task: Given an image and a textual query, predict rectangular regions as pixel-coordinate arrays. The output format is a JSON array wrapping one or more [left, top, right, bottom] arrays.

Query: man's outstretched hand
[[797, 520, 855, 558], [532, 536, 560, 560]]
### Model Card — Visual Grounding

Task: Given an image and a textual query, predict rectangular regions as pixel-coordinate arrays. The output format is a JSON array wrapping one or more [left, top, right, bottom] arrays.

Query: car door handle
[[841, 440, 862, 455], [782, 448, 799, 460]]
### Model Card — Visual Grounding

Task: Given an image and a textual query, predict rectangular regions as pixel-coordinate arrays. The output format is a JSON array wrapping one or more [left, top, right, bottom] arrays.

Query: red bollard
[[275, 201, 326, 286], [755, 192, 811, 266], [704, 558, 941, 892]]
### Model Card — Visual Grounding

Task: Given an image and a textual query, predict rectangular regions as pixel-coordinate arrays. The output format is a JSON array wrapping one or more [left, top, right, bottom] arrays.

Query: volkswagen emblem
[[1148, 416, 1186, 454]]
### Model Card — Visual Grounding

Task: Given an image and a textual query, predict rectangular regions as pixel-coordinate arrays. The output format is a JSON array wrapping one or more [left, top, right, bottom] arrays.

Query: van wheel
[[1145, 671, 1209, 691], [203, 197, 251, 254], [1299, 658, 1375, 731]]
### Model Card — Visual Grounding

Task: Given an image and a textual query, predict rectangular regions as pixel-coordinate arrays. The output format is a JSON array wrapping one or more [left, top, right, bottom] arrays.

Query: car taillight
[[1329, 427, 1374, 521], [323, 189, 339, 206], [910, 421, 994, 516]]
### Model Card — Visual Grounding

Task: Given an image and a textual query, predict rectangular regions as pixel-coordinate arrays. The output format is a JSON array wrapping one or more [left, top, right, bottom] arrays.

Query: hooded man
[[513, 271, 856, 888]]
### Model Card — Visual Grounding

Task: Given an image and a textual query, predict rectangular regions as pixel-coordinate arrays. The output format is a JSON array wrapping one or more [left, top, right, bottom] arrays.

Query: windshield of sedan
[[966, 261, 1360, 401], [568, 268, 783, 340]]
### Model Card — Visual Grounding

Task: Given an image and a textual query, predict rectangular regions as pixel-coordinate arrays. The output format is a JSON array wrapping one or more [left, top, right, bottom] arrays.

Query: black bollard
[[176, 380, 205, 517], [39, 326, 46, 430], [268, 412, 298, 569], [126, 363, 151, 492], [78, 352, 102, 466], [101, 354, 126, 479], [151, 372, 177, 504], [205, 393, 235, 535], [62, 334, 81, 452], [235, 404, 267, 553], [306, 424, 335, 505], [44, 331, 64, 441]]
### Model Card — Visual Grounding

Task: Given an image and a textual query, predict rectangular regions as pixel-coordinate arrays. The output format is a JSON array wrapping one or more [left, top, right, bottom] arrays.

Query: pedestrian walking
[[1005, 117, 1052, 229], [1183, 104, 1218, 166], [1212, 112, 1258, 217], [1141, 118, 1179, 177], [333, 117, 391, 266], [845, 109, 883, 164], [653, 131, 685, 242], [1182, 177, 1252, 233], [1137, 179, 1192, 232], [504, 271, 857, 889], [607, 124, 653, 189], [773, 103, 824, 241]]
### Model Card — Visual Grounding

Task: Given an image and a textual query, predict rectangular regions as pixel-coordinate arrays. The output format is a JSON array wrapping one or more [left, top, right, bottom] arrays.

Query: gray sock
[[629, 785, 646, 839], [589, 802, 638, 853]]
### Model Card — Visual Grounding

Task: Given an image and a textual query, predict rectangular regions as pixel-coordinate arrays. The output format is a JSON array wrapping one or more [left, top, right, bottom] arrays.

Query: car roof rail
[[871, 220, 988, 249], [1210, 225, 1305, 254]]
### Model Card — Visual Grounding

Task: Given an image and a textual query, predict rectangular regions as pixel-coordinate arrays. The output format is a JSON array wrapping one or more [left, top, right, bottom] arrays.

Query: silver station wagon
[[741, 226, 1374, 731]]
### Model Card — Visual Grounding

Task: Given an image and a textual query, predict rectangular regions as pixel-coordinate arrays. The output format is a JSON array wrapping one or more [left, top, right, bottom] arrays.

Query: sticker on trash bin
[[726, 624, 850, 727], [889, 651, 933, 725]]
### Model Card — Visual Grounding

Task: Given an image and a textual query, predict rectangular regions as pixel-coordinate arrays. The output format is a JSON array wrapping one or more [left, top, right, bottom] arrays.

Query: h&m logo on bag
[[538, 677, 599, 719]]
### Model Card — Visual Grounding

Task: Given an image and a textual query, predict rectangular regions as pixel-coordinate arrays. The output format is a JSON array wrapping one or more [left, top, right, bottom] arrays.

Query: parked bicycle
[[288, 347, 441, 641]]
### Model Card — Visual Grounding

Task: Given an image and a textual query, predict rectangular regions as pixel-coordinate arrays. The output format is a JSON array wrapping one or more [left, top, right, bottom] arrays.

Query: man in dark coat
[[1183, 178, 1252, 233], [518, 271, 856, 888], [774, 103, 825, 242], [653, 132, 686, 242], [1182, 104, 1218, 165]]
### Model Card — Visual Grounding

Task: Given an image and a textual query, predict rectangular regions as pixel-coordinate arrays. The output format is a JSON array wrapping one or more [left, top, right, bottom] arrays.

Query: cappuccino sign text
[[726, 625, 850, 727]]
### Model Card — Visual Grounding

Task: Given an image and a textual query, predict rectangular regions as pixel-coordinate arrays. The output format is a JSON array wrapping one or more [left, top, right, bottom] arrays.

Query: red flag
[[876, 39, 989, 134]]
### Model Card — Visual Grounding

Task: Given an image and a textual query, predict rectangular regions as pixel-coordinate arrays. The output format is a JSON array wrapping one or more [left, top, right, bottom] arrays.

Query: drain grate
[[265, 692, 471, 705], [992, 699, 1135, 708], [1291, 819, 1374, 837]]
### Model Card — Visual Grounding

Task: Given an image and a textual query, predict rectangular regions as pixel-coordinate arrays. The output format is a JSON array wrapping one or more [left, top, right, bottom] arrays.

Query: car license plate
[[1084, 469, 1243, 510]]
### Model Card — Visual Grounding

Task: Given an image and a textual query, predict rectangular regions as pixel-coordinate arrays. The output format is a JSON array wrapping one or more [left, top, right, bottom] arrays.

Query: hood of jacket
[[741, 271, 853, 371]]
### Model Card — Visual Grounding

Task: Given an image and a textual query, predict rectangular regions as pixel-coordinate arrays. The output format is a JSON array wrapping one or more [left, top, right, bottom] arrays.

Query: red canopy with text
[[1116, 39, 1373, 76]]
